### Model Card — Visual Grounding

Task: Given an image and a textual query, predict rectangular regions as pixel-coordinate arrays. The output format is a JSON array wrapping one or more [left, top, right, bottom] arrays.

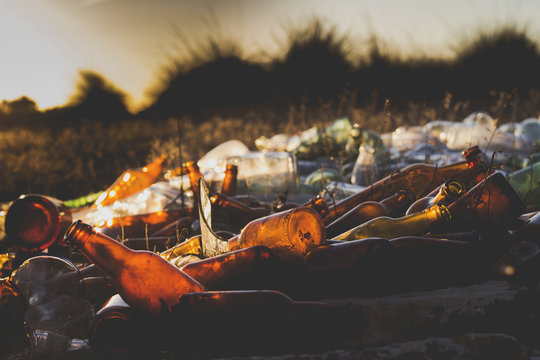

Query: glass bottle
[[181, 245, 280, 289], [185, 160, 203, 198], [198, 177, 325, 263], [227, 207, 326, 264], [405, 179, 465, 215], [325, 190, 414, 239], [64, 220, 206, 316], [160, 235, 203, 261], [93, 155, 167, 208], [312, 146, 488, 224], [221, 164, 238, 196], [89, 294, 157, 360], [507, 161, 540, 208], [332, 204, 451, 241], [4, 194, 72, 252], [210, 192, 269, 232], [446, 172, 526, 231]]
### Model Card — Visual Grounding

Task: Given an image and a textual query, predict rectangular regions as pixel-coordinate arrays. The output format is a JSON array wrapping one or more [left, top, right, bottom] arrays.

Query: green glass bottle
[[332, 204, 451, 241], [507, 161, 540, 208]]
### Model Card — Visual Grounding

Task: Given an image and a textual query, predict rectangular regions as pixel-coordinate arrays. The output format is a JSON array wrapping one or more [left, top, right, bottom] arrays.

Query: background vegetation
[[0, 20, 540, 202]]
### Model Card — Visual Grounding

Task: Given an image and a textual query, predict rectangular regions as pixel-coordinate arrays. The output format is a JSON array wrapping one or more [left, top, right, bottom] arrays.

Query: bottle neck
[[64, 221, 133, 276]]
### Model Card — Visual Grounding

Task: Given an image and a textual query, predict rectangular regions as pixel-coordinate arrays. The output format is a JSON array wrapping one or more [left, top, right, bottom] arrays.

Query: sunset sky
[[1, 0, 539, 111]]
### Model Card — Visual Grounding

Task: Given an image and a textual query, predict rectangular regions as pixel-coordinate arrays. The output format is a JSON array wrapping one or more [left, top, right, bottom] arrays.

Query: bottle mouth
[[5, 195, 71, 252], [64, 220, 93, 248]]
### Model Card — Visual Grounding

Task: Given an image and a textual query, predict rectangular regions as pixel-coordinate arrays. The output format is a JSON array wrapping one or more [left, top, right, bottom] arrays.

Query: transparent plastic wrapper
[[387, 126, 443, 153], [402, 143, 461, 166], [197, 140, 250, 172], [507, 161, 540, 207], [255, 133, 301, 152], [439, 112, 498, 151], [515, 117, 540, 151]]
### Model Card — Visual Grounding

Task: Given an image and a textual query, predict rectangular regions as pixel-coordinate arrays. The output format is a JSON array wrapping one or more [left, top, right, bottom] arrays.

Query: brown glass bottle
[[221, 164, 238, 196], [312, 146, 488, 224], [227, 207, 326, 264], [64, 220, 206, 316], [446, 172, 526, 231], [185, 161, 203, 198], [181, 246, 280, 289], [405, 179, 465, 215], [210, 192, 269, 231], [325, 190, 414, 238], [4, 194, 72, 252], [332, 204, 451, 241], [93, 155, 167, 208]]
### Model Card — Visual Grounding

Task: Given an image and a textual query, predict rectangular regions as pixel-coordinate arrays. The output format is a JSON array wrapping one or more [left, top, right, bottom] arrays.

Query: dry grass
[[0, 90, 539, 203]]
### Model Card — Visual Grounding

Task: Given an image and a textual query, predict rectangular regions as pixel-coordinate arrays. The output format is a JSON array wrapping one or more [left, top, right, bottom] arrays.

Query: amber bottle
[[185, 161, 203, 198], [221, 164, 238, 196], [180, 246, 281, 290], [210, 192, 269, 231], [93, 155, 167, 208], [227, 207, 326, 264], [64, 220, 206, 316], [4, 194, 72, 252], [325, 190, 414, 238], [312, 146, 488, 224], [332, 204, 451, 241], [446, 172, 526, 231], [405, 179, 466, 215]]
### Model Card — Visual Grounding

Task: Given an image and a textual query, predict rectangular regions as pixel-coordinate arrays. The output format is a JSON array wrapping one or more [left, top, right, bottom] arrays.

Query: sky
[[1, 0, 539, 111]]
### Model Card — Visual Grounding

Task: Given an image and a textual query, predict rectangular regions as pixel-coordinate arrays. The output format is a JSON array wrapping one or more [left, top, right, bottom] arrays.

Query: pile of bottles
[[1, 113, 540, 358]]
